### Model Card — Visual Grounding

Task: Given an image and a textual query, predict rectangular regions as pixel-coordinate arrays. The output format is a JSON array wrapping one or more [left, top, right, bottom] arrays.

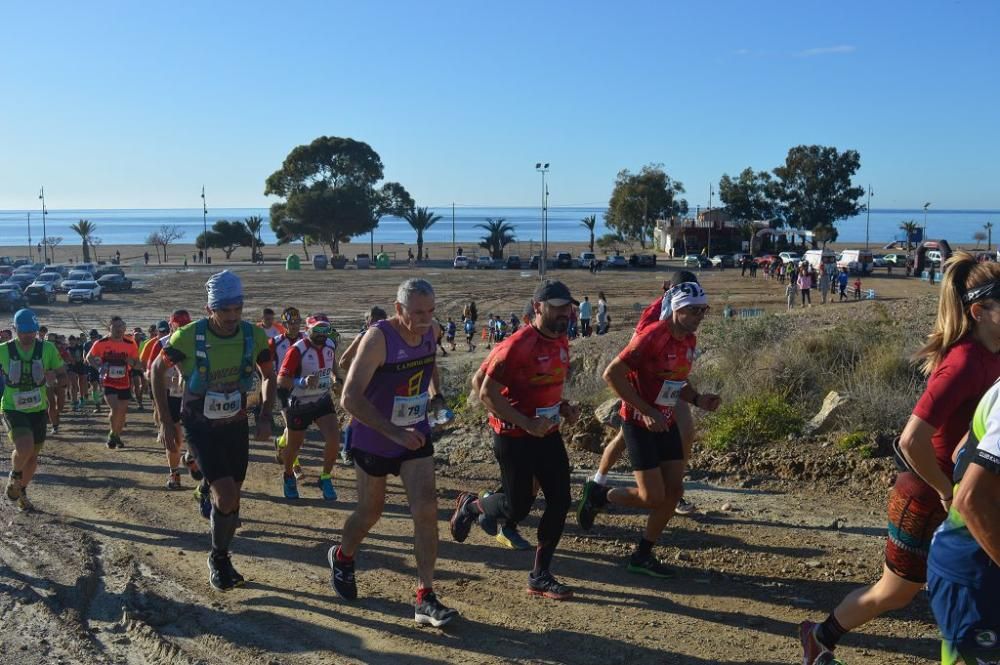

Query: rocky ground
[[0, 261, 943, 664]]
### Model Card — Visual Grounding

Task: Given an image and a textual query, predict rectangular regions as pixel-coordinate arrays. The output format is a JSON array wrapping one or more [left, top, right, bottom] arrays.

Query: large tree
[[771, 145, 865, 246], [244, 215, 264, 261], [719, 168, 777, 225], [264, 136, 412, 255], [197, 220, 252, 259], [476, 218, 517, 259], [69, 219, 96, 263], [403, 207, 441, 263], [604, 164, 687, 248], [899, 220, 919, 251], [580, 215, 597, 252]]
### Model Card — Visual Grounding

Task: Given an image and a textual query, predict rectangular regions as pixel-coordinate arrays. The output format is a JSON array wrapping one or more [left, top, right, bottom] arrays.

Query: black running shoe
[[527, 571, 574, 600], [414, 591, 458, 627], [183, 451, 204, 481], [106, 433, 117, 449], [449, 493, 478, 543], [626, 553, 676, 579], [576, 480, 605, 531], [208, 552, 245, 591], [328, 545, 357, 601]]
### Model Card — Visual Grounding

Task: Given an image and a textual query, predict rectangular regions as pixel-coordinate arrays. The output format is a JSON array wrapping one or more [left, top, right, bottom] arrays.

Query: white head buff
[[669, 282, 708, 311]]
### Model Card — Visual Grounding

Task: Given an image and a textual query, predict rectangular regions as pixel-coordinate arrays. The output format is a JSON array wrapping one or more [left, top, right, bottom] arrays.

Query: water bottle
[[429, 408, 454, 427]]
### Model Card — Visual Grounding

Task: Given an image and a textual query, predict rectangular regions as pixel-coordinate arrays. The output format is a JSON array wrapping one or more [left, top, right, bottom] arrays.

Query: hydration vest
[[185, 319, 256, 395], [2, 340, 46, 388]]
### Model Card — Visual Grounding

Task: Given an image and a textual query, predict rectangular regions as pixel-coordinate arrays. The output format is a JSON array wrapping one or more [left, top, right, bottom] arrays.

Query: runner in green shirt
[[2, 309, 67, 511]]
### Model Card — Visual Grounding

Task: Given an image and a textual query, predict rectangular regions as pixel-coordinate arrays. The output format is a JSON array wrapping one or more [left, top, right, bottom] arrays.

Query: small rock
[[720, 502, 734, 512], [675, 552, 692, 562], [805, 560, 823, 569]]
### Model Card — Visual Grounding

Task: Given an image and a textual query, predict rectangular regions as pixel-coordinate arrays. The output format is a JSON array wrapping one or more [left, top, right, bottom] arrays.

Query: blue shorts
[[928, 571, 1000, 664]]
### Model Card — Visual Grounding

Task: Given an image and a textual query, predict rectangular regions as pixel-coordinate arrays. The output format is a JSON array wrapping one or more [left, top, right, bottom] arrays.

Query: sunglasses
[[309, 324, 333, 335]]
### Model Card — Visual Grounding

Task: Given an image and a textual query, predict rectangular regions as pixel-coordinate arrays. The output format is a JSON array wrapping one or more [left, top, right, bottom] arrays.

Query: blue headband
[[205, 270, 244, 309]]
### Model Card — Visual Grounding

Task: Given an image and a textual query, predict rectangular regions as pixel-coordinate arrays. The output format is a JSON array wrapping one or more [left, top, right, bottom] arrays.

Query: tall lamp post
[[535, 163, 549, 279], [201, 186, 209, 262], [865, 185, 873, 251], [923, 202, 931, 242], [38, 187, 48, 264], [26, 212, 32, 262]]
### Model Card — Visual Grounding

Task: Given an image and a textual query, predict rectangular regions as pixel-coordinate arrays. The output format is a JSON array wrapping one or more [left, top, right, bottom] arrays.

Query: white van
[[837, 249, 874, 274], [804, 249, 837, 275]]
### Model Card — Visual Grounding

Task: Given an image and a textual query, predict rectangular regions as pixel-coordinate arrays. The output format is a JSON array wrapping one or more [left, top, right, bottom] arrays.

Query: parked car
[[6, 274, 36, 290], [0, 284, 26, 312], [605, 254, 628, 269], [97, 274, 133, 291], [504, 255, 522, 270], [0, 266, 12, 279], [837, 249, 875, 274], [452, 255, 470, 269], [76, 263, 97, 275], [554, 252, 573, 269], [24, 283, 56, 305], [94, 265, 125, 279], [884, 253, 906, 266], [682, 254, 710, 268], [31, 272, 63, 291], [778, 252, 801, 264], [754, 254, 777, 266], [926, 250, 943, 266], [803, 249, 837, 274], [68, 281, 103, 303], [709, 254, 734, 268], [872, 254, 887, 268], [529, 255, 541, 269], [62, 270, 95, 291], [46, 264, 71, 278], [476, 255, 495, 270], [634, 254, 657, 268], [13, 266, 39, 279], [577, 251, 596, 268]]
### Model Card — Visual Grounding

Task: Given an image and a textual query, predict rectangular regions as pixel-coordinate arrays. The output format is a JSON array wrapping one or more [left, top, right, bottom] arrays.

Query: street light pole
[[38, 186, 48, 264], [535, 163, 549, 279], [26, 212, 32, 262], [201, 186, 209, 262], [452, 202, 456, 259], [707, 183, 713, 259], [923, 202, 931, 241], [865, 185, 873, 251]]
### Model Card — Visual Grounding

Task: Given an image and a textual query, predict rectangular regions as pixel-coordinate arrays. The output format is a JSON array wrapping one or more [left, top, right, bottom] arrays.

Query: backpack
[[186, 319, 256, 395], [1, 339, 46, 388]]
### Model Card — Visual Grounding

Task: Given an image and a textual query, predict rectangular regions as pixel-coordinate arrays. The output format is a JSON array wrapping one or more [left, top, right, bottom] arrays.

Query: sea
[[0, 206, 996, 250]]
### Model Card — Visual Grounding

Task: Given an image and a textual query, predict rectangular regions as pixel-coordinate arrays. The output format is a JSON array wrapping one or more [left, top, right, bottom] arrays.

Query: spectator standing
[[838, 268, 850, 301], [596, 292, 608, 335], [818, 268, 831, 304], [797, 265, 813, 307], [785, 280, 796, 311], [579, 296, 593, 337], [853, 277, 863, 300]]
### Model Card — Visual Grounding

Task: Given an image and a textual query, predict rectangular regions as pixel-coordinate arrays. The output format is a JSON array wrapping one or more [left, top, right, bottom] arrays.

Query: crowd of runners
[[2, 258, 999, 662]]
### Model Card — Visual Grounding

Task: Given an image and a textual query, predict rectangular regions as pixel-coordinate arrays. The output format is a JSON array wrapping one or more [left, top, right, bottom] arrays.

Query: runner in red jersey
[[450, 280, 579, 600], [269, 307, 307, 478], [577, 281, 720, 579]]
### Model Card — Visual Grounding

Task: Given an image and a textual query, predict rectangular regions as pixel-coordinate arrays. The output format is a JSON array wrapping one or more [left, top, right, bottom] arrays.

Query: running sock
[[210, 507, 240, 553], [592, 471, 609, 486], [532, 543, 556, 576], [276, 432, 286, 448], [635, 537, 655, 559], [816, 613, 848, 650], [416, 587, 434, 603], [320, 472, 332, 480]]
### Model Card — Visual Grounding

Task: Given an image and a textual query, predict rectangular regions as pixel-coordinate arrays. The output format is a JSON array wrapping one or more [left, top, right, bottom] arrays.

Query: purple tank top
[[351, 319, 436, 458]]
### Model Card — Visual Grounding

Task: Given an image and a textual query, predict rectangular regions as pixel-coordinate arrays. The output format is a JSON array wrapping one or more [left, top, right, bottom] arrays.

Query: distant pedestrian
[[749, 260, 758, 278], [797, 266, 812, 307], [596, 292, 608, 335], [184, 257, 188, 268], [818, 268, 831, 304], [463, 318, 476, 351], [579, 296, 592, 337], [838, 268, 849, 301], [198, 249, 203, 263], [928, 263, 937, 285], [115, 250, 121, 263], [785, 280, 796, 311], [853, 277, 863, 300], [740, 258, 747, 277], [446, 318, 457, 351], [144, 251, 150, 265]]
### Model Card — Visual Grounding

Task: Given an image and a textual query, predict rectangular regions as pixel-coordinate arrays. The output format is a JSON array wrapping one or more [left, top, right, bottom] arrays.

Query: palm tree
[[69, 219, 96, 263], [403, 207, 442, 263], [476, 217, 517, 260], [244, 215, 264, 261], [985, 221, 994, 252], [580, 215, 597, 252], [899, 220, 919, 251]]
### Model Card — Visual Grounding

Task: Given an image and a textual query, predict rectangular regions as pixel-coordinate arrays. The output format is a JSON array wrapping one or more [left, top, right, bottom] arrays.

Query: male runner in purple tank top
[[331, 278, 456, 626]]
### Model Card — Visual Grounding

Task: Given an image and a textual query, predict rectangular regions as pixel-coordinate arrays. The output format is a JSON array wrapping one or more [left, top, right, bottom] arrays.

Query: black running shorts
[[284, 394, 336, 432], [184, 419, 250, 485], [353, 437, 434, 478], [3, 409, 48, 447], [167, 396, 182, 424], [623, 421, 683, 471], [104, 387, 132, 400]]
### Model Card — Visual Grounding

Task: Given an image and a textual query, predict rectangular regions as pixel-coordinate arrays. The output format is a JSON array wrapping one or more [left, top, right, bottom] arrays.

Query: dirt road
[[0, 263, 941, 664]]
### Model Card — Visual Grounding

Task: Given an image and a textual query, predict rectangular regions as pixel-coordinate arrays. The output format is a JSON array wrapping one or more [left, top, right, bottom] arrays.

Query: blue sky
[[1, 0, 997, 211]]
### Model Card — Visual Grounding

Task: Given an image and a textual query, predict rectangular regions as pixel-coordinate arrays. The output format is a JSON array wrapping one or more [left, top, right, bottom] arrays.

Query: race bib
[[535, 404, 561, 424], [391, 393, 429, 426], [654, 380, 686, 408], [203, 390, 243, 420], [167, 368, 185, 397], [108, 364, 127, 379], [14, 389, 42, 410], [316, 368, 332, 391]]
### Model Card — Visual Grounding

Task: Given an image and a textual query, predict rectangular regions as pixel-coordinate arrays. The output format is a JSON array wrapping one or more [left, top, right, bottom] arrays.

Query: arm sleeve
[[912, 351, 977, 429]]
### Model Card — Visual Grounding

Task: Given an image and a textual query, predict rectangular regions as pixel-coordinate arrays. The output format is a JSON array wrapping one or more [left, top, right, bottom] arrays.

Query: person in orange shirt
[[258, 308, 287, 339], [86, 317, 140, 449]]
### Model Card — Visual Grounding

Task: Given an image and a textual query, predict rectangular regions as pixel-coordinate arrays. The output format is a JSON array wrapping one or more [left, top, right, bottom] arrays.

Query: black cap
[[89, 328, 99, 338], [533, 280, 579, 306]]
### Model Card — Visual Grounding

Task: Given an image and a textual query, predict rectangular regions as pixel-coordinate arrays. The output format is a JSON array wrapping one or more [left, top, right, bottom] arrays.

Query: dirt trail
[[0, 264, 942, 664]]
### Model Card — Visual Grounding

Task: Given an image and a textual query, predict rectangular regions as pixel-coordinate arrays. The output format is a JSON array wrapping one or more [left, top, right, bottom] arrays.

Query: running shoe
[[476, 490, 498, 536], [318, 476, 338, 501], [626, 554, 676, 579], [272, 435, 284, 464], [799, 621, 834, 665], [675, 497, 697, 515], [496, 524, 533, 550], [113, 434, 125, 449], [5, 473, 22, 501], [576, 480, 605, 531], [208, 552, 245, 591], [341, 448, 354, 467], [292, 461, 304, 480], [182, 451, 203, 481], [414, 591, 458, 627], [106, 432, 117, 449], [283, 475, 299, 500], [49, 424, 59, 435], [527, 571, 574, 600], [449, 493, 478, 543], [194, 484, 212, 519], [16, 488, 32, 513], [327, 545, 357, 601], [166, 472, 182, 490]]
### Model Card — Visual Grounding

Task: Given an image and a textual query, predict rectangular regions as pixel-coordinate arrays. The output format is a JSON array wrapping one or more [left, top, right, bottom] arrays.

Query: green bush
[[703, 393, 804, 451], [837, 431, 869, 451]]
